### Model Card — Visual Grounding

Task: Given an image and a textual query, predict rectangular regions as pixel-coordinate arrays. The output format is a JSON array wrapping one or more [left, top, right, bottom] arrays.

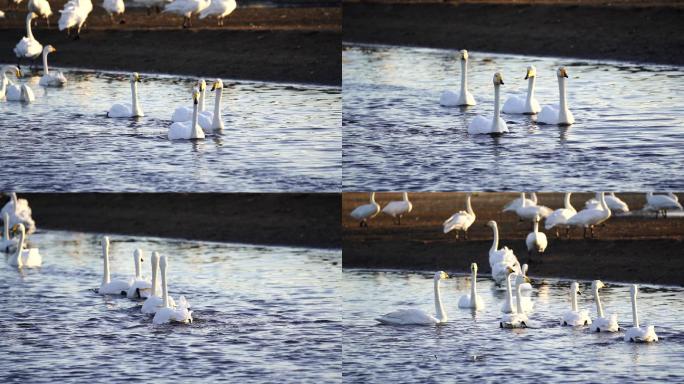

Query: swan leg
[[397, 215, 402, 225], [463, 230, 468, 241], [582, 227, 587, 239]]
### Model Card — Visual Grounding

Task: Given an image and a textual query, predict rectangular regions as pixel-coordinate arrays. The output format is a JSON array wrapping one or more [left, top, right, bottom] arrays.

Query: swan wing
[[502, 95, 525, 114], [439, 90, 459, 106], [467, 115, 492, 135], [376, 309, 438, 325], [350, 203, 378, 220], [382, 201, 409, 216], [171, 106, 192, 122], [537, 105, 558, 125], [108, 103, 133, 118]]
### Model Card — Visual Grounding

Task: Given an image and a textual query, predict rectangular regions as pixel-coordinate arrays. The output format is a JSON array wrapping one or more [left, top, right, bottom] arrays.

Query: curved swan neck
[[599, 192, 609, 211], [150, 253, 159, 297], [564, 192, 573, 210], [631, 286, 639, 327], [490, 222, 499, 253], [402, 192, 409, 202], [434, 278, 447, 322], [42, 50, 49, 75], [131, 81, 142, 116], [370, 192, 376, 203], [465, 194, 473, 216], [14, 227, 25, 267], [3, 213, 9, 240], [102, 238, 111, 284], [515, 284, 524, 314], [459, 59, 468, 99], [594, 286, 604, 318], [26, 14, 34, 40]]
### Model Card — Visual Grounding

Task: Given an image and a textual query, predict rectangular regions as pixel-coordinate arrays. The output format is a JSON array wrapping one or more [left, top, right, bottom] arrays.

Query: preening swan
[[443, 193, 475, 240], [584, 192, 629, 213], [502, 192, 537, 213], [467, 71, 508, 135], [376, 271, 449, 325], [515, 192, 552, 221], [3, 66, 34, 103], [487, 220, 522, 285], [350, 192, 381, 227], [500, 274, 528, 329], [458, 263, 484, 310], [589, 280, 619, 333], [102, 0, 125, 24], [502, 65, 541, 114], [567, 192, 611, 238], [382, 192, 412, 225], [645, 192, 682, 218], [537, 67, 574, 125], [561, 282, 591, 326], [1, 212, 18, 253], [58, 0, 93, 40], [1, 192, 37, 235], [624, 284, 658, 342], [29, 0, 53, 26], [14, 13, 43, 63], [152, 255, 193, 325], [127, 249, 152, 299], [440, 49, 476, 107], [199, 0, 236, 26], [142, 251, 176, 314], [525, 214, 547, 258], [98, 236, 133, 295], [9, 224, 42, 268], [107, 73, 144, 118], [39, 45, 67, 87], [168, 88, 206, 140], [545, 192, 576, 238], [164, 0, 210, 28]]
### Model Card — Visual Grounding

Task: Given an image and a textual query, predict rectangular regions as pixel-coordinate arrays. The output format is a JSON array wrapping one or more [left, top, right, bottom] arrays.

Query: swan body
[[98, 236, 133, 295], [545, 192, 576, 234], [108, 73, 144, 118], [14, 13, 43, 60], [645, 192, 682, 218], [440, 49, 476, 107], [502, 192, 537, 213], [1, 192, 37, 235], [443, 193, 475, 239], [6, 83, 35, 102], [199, 0, 236, 26], [382, 192, 412, 225], [538, 67, 574, 125], [624, 284, 657, 342], [58, 0, 93, 38], [585, 192, 629, 213], [502, 65, 541, 114], [376, 271, 449, 325], [141, 252, 176, 314], [1, 212, 19, 253], [458, 263, 484, 309], [561, 282, 591, 326], [126, 249, 152, 299], [39, 45, 67, 87], [487, 220, 522, 285], [8, 224, 42, 268], [567, 192, 611, 237], [515, 192, 553, 221], [152, 255, 193, 325], [164, 0, 210, 27], [102, 0, 125, 18], [172, 80, 207, 122], [500, 274, 529, 328], [468, 71, 508, 135], [525, 214, 547, 254], [168, 88, 205, 140], [350, 192, 381, 227], [590, 280, 619, 333], [29, 0, 53, 24]]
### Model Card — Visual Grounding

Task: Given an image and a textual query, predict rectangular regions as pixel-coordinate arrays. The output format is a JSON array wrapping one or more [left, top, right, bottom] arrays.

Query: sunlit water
[[0, 69, 341, 191], [0, 231, 341, 383], [342, 44, 684, 191], [343, 269, 684, 383]]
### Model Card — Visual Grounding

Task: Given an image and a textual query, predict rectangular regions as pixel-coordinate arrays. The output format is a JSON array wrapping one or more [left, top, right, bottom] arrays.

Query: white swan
[[172, 79, 210, 124], [164, 0, 210, 28], [58, 0, 93, 39], [152, 255, 193, 325], [467, 71, 508, 135], [440, 49, 475, 107], [561, 282, 591, 326], [515, 192, 552, 221], [537, 67, 574, 126], [14, 13, 43, 62], [500, 273, 529, 328], [624, 284, 658, 342], [382, 192, 412, 225], [443, 193, 475, 240], [589, 280, 619, 333], [502, 65, 541, 114], [1, 192, 36, 235], [350, 192, 381, 227], [102, 0, 125, 23], [525, 214, 547, 258], [98, 236, 133, 295], [514, 264, 533, 293], [584, 192, 629, 213], [567, 192, 611, 238], [487, 220, 522, 285], [9, 224, 42, 268], [376, 271, 449, 325], [127, 249, 152, 299], [645, 192, 682, 218], [168, 88, 206, 140], [1, 212, 18, 253], [502, 192, 537, 213], [28, 0, 53, 26], [141, 251, 176, 314], [203, 78, 225, 132], [458, 263, 484, 309], [503, 269, 534, 314], [199, 0, 236, 26], [39, 45, 67, 87], [107, 73, 144, 118], [545, 192, 576, 237], [2, 66, 31, 102]]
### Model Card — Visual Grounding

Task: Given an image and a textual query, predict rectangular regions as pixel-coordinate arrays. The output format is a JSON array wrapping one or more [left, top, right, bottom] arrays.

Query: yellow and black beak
[[211, 83, 217, 91], [16, 69, 22, 78], [135, 74, 142, 82]]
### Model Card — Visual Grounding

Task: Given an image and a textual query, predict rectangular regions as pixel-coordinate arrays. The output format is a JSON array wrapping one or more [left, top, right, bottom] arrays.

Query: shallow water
[[343, 269, 684, 383], [0, 69, 340, 191], [342, 44, 684, 191], [0, 231, 341, 383]]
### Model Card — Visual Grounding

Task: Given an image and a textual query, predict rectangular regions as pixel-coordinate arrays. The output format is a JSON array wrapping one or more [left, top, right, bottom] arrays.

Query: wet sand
[[343, 192, 684, 286], [6, 193, 341, 249], [343, 1, 684, 66], [0, 6, 341, 85]]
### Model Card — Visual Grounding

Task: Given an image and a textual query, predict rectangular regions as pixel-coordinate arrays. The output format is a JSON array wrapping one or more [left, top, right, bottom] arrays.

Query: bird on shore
[[39, 45, 67, 87], [440, 49, 475, 106], [199, 0, 236, 26], [443, 193, 475, 240], [561, 282, 591, 326], [14, 12, 43, 66], [58, 0, 93, 40], [382, 192, 412, 225], [108, 72, 145, 118], [376, 271, 449, 326], [487, 220, 522, 285], [590, 280, 619, 333], [584, 192, 629, 213], [545, 192, 576, 238], [567, 192, 611, 238], [1, 192, 36, 235], [525, 214, 547, 261], [102, 0, 125, 24], [537, 67, 574, 125], [350, 192, 381, 227], [644, 192, 682, 218], [515, 192, 552, 221], [29, 0, 53, 26], [502, 65, 541, 115], [468, 71, 508, 135], [502, 192, 537, 213], [164, 0, 210, 28], [624, 284, 658, 343]]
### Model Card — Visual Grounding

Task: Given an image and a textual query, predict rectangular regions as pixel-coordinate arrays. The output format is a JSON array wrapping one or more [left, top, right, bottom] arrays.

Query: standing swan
[[584, 192, 629, 213], [515, 192, 553, 221], [168, 88, 205, 140], [39, 45, 67, 87], [142, 251, 176, 314], [126, 249, 152, 299], [561, 282, 591, 326], [14, 13, 43, 64], [1, 212, 18, 252], [624, 284, 658, 342], [500, 273, 528, 328], [487, 220, 522, 285], [28, 0, 53, 26], [458, 263, 484, 309], [467, 72, 508, 135], [545, 192, 576, 238], [376, 271, 449, 325], [502, 65, 541, 114], [645, 192, 682, 218], [1, 192, 37, 234], [9, 224, 42, 268], [98, 236, 133, 295], [440, 49, 476, 107], [382, 192, 412, 225], [107, 73, 144, 118], [525, 214, 547, 259], [58, 0, 93, 40], [589, 280, 619, 333], [350, 192, 381, 227], [538, 67, 574, 125], [152, 255, 193, 325], [443, 193, 476, 240], [502, 192, 536, 213], [567, 192, 611, 238], [199, 0, 236, 26]]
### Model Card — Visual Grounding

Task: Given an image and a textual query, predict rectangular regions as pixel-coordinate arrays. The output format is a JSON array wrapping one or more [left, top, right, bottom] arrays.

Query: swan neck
[[520, 192, 526, 207], [564, 193, 573, 210], [370, 192, 376, 203], [559, 76, 568, 111], [594, 288, 604, 318], [470, 269, 477, 300], [2, 213, 8, 240], [571, 288, 578, 312], [434, 278, 446, 322], [161, 262, 169, 308], [533, 220, 539, 233], [26, 14, 34, 40], [102, 241, 110, 284], [134, 253, 142, 279], [526, 76, 536, 104], [600, 192, 609, 211], [131, 81, 142, 116], [459, 60, 468, 98], [42, 50, 49, 75], [199, 86, 206, 113], [516, 285, 524, 314], [212, 86, 223, 126], [490, 222, 499, 253], [14, 229, 25, 267], [150, 257, 158, 297], [493, 84, 501, 121], [631, 290, 639, 328], [466, 195, 473, 215], [191, 98, 201, 139], [505, 274, 514, 311]]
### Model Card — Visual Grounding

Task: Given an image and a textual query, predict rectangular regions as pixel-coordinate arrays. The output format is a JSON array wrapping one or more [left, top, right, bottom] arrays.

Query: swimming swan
[[537, 67, 574, 125], [500, 273, 528, 328], [382, 192, 412, 225], [589, 280, 619, 333], [98, 236, 133, 295], [204, 78, 225, 132], [107, 72, 144, 118], [525, 214, 547, 257], [142, 251, 176, 314], [545, 192, 576, 237], [487, 220, 522, 285], [561, 282, 591, 326], [127, 248, 152, 299], [172, 80, 210, 125], [152, 255, 193, 325], [199, 0, 236, 26], [502, 65, 541, 115], [1, 192, 37, 234], [1, 66, 23, 101], [8, 224, 41, 268], [3, 66, 35, 103], [14, 13, 43, 63], [467, 71, 508, 135], [376, 271, 449, 325], [567, 192, 611, 238], [440, 49, 476, 107], [443, 193, 476, 240], [39, 45, 67, 87], [168, 88, 206, 140], [624, 284, 658, 342], [502, 269, 533, 314], [350, 192, 381, 227], [458, 263, 484, 310], [1, 212, 18, 253]]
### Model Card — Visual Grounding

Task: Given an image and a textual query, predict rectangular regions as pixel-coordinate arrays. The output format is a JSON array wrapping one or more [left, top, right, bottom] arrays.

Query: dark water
[[342, 44, 684, 191], [0, 231, 341, 383], [343, 269, 684, 383], [0, 70, 340, 192]]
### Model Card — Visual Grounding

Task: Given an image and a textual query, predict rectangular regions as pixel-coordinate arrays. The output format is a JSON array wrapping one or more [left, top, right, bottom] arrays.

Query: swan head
[[592, 280, 605, 290], [198, 79, 206, 91], [459, 49, 468, 61], [524, 65, 536, 79], [557, 67, 569, 78], [571, 281, 581, 295], [486, 220, 497, 228], [210, 79, 223, 91], [192, 89, 200, 104], [159, 254, 168, 269], [470, 263, 478, 274], [493, 71, 504, 86], [130, 73, 141, 83], [43, 45, 56, 54], [134, 248, 144, 263], [533, 214, 540, 223], [434, 271, 449, 281]]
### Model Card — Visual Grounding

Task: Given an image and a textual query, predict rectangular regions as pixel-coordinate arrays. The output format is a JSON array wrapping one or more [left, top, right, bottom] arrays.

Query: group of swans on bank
[[439, 49, 574, 135], [350, 192, 412, 227], [375, 268, 658, 343], [1, 193, 40, 266], [99, 236, 193, 325]]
